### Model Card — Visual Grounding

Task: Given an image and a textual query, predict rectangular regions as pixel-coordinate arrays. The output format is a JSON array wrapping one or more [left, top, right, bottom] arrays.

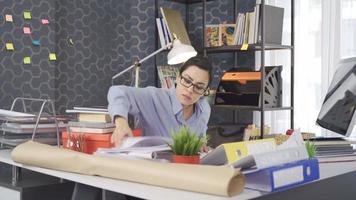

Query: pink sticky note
[[23, 27, 31, 34], [41, 19, 49, 24], [5, 14, 13, 22]]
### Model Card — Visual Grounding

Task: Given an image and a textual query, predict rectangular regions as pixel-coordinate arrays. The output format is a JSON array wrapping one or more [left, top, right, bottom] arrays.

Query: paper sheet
[[11, 141, 245, 197]]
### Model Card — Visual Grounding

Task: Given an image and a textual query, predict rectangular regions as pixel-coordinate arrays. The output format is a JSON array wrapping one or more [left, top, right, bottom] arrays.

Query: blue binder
[[244, 158, 320, 192]]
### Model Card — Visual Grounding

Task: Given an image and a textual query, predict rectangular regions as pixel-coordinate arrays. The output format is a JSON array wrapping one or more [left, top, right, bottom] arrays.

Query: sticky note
[[5, 43, 14, 51], [32, 40, 40, 46], [23, 57, 31, 64], [41, 19, 49, 24], [241, 44, 248, 50], [23, 27, 31, 34], [5, 14, 13, 22], [49, 53, 56, 61], [69, 38, 74, 45], [24, 11, 31, 19]]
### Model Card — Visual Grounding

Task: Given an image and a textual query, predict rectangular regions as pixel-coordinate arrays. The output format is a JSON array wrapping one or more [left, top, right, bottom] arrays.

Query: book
[[72, 106, 108, 112], [219, 24, 235, 46], [205, 24, 220, 47], [156, 65, 179, 88], [78, 113, 111, 123], [68, 121, 115, 129], [156, 18, 166, 48], [244, 158, 320, 192], [69, 127, 115, 134], [257, 5, 284, 44], [95, 136, 172, 160], [160, 7, 191, 45]]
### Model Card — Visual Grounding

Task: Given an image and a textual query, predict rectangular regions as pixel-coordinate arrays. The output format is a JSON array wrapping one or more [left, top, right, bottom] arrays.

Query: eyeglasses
[[179, 75, 209, 95]]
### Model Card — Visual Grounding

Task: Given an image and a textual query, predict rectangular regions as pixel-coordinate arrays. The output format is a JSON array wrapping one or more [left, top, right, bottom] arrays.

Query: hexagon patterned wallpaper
[[0, 0, 254, 126]]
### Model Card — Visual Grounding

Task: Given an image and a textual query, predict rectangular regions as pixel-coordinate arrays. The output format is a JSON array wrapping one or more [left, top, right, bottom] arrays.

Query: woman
[[108, 55, 213, 147]]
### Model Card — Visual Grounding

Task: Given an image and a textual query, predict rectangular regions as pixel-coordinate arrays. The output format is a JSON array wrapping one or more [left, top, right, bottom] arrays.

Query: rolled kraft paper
[[11, 141, 244, 196]]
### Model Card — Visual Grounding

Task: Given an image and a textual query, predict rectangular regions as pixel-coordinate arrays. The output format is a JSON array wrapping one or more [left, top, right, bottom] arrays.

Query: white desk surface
[[1, 149, 356, 200]]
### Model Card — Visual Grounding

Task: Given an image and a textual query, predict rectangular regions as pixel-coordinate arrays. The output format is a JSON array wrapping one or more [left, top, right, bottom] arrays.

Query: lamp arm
[[111, 42, 173, 81]]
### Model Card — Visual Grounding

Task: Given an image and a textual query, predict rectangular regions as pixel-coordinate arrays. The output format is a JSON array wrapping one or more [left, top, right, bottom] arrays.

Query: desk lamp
[[111, 35, 197, 86]]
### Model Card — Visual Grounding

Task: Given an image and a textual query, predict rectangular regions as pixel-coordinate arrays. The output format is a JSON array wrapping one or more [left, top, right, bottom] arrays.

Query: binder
[[244, 158, 320, 192], [200, 138, 276, 165]]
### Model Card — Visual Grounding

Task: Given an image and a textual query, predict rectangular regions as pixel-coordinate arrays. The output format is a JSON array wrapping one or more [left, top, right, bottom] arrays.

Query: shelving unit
[[156, 0, 294, 138], [200, 0, 295, 138]]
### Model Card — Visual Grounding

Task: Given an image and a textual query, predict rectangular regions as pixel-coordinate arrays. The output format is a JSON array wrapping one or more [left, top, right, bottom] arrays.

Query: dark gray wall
[[0, 0, 253, 125]]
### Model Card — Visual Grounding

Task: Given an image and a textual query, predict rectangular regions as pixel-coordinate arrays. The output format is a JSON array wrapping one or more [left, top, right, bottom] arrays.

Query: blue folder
[[244, 158, 320, 192]]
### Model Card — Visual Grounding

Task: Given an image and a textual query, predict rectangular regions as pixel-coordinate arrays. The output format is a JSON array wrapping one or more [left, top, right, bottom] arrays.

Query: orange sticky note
[[41, 19, 49, 24], [49, 53, 56, 61], [23, 27, 31, 34], [5, 14, 13, 22], [241, 44, 248, 50], [5, 43, 14, 51]]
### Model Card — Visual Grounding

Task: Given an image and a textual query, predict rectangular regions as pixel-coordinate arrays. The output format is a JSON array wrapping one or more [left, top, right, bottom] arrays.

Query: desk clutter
[[0, 98, 69, 147]]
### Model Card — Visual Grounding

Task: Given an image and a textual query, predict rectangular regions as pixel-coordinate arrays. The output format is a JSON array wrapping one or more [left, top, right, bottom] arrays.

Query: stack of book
[[64, 107, 115, 154], [311, 137, 356, 157], [205, 4, 284, 47], [65, 107, 114, 134], [156, 65, 180, 88]]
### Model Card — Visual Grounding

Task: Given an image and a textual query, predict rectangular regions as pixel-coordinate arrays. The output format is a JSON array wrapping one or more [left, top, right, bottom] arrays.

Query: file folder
[[244, 158, 320, 192], [200, 138, 275, 165]]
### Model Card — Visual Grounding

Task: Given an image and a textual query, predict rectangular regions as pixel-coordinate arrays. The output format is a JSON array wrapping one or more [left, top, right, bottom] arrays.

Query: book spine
[[156, 18, 165, 48]]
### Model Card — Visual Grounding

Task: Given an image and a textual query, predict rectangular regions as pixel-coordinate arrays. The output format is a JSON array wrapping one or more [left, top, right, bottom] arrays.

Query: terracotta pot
[[172, 154, 200, 164]]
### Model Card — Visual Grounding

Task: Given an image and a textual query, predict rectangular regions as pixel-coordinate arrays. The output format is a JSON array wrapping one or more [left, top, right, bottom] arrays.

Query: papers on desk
[[0, 109, 35, 117], [231, 130, 309, 169], [95, 136, 172, 160]]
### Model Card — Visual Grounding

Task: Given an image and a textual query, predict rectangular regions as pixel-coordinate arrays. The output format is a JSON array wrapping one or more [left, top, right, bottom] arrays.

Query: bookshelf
[[200, 0, 295, 138], [156, 0, 294, 138]]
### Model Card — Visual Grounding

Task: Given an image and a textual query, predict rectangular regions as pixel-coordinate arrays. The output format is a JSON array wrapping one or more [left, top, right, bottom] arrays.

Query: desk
[[1, 149, 356, 200]]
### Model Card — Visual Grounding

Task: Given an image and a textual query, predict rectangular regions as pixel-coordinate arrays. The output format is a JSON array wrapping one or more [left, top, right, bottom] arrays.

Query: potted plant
[[305, 141, 316, 158], [169, 126, 207, 164]]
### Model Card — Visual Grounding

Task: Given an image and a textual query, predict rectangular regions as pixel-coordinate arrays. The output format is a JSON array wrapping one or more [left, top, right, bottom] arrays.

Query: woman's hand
[[200, 144, 211, 153], [111, 117, 133, 147]]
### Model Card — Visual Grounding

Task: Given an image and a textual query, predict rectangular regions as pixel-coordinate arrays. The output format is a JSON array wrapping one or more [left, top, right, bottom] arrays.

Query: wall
[[0, 0, 253, 125]]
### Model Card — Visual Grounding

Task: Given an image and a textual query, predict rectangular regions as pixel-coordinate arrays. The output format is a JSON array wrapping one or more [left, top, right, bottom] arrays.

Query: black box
[[214, 66, 283, 107]]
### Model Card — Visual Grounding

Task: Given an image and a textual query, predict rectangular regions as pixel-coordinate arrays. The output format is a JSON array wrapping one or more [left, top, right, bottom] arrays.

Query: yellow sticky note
[[5, 43, 14, 51], [23, 57, 31, 64], [241, 44, 248, 50], [49, 53, 56, 61], [5, 14, 13, 22], [24, 11, 31, 19]]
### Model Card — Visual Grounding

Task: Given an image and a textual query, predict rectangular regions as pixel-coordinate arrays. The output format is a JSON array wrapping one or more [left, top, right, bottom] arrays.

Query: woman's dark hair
[[179, 55, 213, 85]]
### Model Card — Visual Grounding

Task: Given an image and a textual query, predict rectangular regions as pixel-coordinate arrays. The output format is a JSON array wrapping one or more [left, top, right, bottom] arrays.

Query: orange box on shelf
[[62, 128, 143, 154]]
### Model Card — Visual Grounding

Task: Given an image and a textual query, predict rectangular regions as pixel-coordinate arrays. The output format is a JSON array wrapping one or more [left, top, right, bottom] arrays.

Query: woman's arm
[[107, 86, 151, 146]]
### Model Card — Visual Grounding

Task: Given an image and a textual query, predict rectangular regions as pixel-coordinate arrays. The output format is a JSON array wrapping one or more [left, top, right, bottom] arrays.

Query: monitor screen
[[316, 64, 356, 136]]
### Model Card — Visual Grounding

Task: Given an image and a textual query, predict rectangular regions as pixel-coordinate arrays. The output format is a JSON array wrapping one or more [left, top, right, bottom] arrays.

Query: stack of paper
[[95, 136, 172, 161]]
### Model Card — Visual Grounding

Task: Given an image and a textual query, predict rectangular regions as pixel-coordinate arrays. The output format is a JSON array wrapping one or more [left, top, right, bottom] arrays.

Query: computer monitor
[[316, 64, 356, 137]]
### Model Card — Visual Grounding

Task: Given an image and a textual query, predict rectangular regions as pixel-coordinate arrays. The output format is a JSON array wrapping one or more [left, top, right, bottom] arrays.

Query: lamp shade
[[167, 39, 197, 65]]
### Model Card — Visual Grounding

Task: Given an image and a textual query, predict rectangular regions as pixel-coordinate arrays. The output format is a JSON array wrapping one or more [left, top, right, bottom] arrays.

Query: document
[[95, 136, 172, 160]]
